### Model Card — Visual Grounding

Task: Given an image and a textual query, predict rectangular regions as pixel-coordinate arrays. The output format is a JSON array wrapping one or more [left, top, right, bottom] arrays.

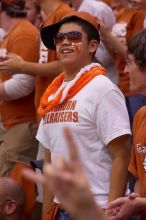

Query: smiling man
[[37, 11, 131, 220]]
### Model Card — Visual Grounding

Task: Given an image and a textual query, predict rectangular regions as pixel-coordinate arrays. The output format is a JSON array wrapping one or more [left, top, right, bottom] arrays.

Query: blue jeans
[[57, 209, 73, 220]]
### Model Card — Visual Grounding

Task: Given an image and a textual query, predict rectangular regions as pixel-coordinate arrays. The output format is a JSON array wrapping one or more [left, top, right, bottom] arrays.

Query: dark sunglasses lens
[[55, 31, 83, 45], [68, 31, 83, 43], [55, 33, 65, 45]]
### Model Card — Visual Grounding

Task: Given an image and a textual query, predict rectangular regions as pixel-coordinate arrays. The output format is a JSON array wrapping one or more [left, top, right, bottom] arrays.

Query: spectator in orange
[[0, 0, 39, 177], [100, 0, 112, 7]]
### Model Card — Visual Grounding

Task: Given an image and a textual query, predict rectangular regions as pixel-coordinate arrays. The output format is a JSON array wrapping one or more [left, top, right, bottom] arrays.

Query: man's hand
[[0, 53, 24, 74], [107, 193, 142, 220]]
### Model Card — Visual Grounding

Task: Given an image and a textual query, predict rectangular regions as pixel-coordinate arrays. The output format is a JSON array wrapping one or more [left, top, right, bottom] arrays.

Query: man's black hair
[[64, 16, 100, 43], [1, 0, 26, 18]]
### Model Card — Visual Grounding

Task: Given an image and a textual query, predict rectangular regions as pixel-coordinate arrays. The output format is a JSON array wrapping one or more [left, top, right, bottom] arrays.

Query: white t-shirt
[[78, 0, 118, 84], [36, 74, 131, 208]]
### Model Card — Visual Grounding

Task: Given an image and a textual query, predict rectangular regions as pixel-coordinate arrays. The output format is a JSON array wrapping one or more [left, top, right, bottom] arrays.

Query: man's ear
[[89, 40, 99, 54], [4, 200, 17, 215]]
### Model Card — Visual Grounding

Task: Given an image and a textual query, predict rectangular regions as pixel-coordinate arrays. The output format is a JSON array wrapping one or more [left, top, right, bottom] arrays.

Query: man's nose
[[61, 36, 72, 45]]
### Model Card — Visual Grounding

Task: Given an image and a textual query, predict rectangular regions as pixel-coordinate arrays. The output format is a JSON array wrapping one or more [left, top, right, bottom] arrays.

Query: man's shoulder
[[134, 106, 146, 123], [43, 3, 74, 27], [10, 20, 39, 38], [132, 106, 146, 133], [93, 74, 116, 87], [86, 74, 120, 96]]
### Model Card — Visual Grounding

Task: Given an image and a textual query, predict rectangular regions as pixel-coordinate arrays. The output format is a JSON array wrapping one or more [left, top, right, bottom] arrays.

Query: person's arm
[[0, 53, 63, 77], [0, 74, 35, 101], [20, 60, 63, 77], [96, 88, 131, 202], [138, 197, 146, 211], [107, 195, 146, 220], [43, 148, 54, 216], [108, 134, 130, 202]]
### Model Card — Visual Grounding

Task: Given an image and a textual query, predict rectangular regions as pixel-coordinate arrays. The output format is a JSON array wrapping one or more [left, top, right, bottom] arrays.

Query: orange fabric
[[128, 106, 146, 219], [35, 3, 74, 112], [43, 202, 60, 220], [126, 10, 146, 41], [0, 20, 39, 128], [38, 66, 106, 116], [10, 162, 36, 220], [115, 9, 145, 96], [102, 0, 112, 6]]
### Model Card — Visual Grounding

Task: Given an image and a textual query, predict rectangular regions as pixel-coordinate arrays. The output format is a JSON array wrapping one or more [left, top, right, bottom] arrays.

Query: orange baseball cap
[[41, 11, 100, 50]]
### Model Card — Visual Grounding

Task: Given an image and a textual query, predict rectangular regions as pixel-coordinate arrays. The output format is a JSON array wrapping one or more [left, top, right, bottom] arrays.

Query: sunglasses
[[54, 31, 84, 45]]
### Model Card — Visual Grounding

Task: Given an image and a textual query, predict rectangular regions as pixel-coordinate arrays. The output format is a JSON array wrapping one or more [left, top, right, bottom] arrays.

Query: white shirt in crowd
[[37, 64, 131, 208]]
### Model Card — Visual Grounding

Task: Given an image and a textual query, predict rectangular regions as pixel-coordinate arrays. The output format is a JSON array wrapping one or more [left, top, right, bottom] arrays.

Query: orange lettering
[[60, 112, 64, 122], [64, 112, 68, 122], [67, 111, 73, 122], [50, 113, 54, 123], [73, 112, 78, 122], [71, 100, 77, 110], [53, 112, 59, 123]]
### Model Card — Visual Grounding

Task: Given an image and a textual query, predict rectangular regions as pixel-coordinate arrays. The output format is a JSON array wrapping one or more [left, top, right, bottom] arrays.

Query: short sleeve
[[96, 89, 131, 145], [4, 74, 35, 99], [36, 118, 51, 150]]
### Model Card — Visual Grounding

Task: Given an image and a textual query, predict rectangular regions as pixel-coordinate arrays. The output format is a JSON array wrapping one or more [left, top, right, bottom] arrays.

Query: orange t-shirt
[[101, 0, 112, 6], [112, 9, 145, 96], [0, 20, 40, 128], [129, 106, 146, 219], [35, 3, 74, 111]]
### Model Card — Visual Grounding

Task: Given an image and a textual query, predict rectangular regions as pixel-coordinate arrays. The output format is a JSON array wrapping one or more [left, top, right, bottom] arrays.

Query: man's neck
[[63, 61, 91, 81]]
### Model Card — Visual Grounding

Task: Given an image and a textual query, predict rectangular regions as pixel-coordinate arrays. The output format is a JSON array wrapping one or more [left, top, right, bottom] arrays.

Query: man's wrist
[[137, 197, 146, 212], [20, 60, 26, 73]]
